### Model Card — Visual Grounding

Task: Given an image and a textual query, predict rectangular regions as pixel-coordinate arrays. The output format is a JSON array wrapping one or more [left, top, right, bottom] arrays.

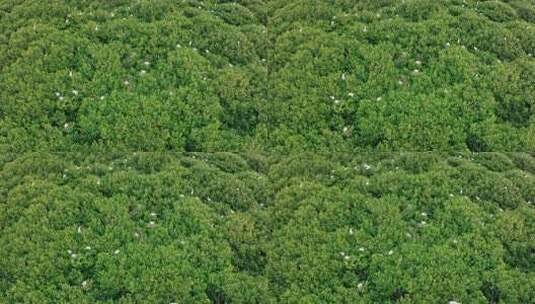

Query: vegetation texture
[[266, 0, 535, 151], [1, 153, 535, 303], [1, 0, 534, 303], [1, 0, 534, 152]]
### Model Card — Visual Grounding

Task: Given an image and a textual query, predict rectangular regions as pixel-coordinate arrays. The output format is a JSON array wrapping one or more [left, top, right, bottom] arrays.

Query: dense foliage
[[1, 0, 534, 152], [267, 0, 535, 151], [1, 0, 535, 303], [1, 152, 535, 302], [1, 0, 268, 152]]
